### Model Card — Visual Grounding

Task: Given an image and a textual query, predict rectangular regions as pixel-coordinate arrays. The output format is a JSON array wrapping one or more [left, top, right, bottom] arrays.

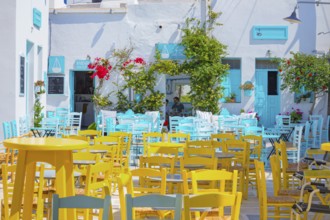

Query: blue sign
[[33, 8, 42, 29], [252, 26, 288, 40], [48, 56, 65, 74], [74, 60, 91, 70], [156, 43, 186, 60]]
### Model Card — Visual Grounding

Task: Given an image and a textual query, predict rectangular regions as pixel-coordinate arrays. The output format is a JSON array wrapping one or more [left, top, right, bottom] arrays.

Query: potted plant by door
[[240, 81, 254, 97]]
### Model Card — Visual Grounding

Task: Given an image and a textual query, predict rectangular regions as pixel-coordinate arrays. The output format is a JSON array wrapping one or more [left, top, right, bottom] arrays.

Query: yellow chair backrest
[[94, 136, 123, 162], [85, 161, 112, 196], [179, 156, 217, 172], [117, 168, 167, 220], [62, 134, 90, 142], [254, 159, 268, 219], [168, 133, 190, 144], [241, 135, 263, 160], [211, 133, 235, 152], [140, 155, 175, 174], [108, 132, 132, 170], [78, 129, 102, 137], [191, 169, 238, 194], [183, 192, 242, 220], [225, 139, 249, 168], [1, 163, 45, 220], [269, 155, 281, 197], [184, 145, 215, 159], [142, 132, 165, 155]]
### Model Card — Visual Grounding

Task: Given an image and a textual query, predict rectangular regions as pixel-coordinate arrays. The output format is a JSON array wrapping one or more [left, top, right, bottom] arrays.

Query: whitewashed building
[[1, 0, 329, 137], [0, 0, 49, 138]]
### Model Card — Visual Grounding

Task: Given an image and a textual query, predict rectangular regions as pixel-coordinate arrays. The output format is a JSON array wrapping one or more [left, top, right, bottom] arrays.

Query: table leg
[[267, 138, 278, 159], [55, 151, 76, 220], [10, 150, 27, 220], [22, 161, 36, 219]]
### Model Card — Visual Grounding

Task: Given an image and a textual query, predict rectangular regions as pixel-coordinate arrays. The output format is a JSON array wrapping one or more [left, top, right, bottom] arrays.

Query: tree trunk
[[309, 92, 316, 115]]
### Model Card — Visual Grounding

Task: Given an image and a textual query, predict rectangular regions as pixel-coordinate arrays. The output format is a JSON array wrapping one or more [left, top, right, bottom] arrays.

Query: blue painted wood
[[220, 69, 241, 102], [2, 122, 12, 139], [156, 43, 185, 60], [10, 120, 18, 137], [74, 60, 91, 70], [255, 69, 280, 127], [69, 71, 74, 112], [294, 87, 313, 103], [126, 194, 182, 220], [33, 8, 42, 28], [48, 56, 65, 74], [252, 26, 288, 40], [52, 194, 112, 220]]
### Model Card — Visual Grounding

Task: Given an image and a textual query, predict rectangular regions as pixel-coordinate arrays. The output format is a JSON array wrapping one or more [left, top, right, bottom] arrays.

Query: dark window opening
[[268, 71, 278, 95]]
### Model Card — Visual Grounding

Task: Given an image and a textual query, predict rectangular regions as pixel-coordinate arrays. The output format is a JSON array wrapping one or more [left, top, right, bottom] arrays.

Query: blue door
[[255, 69, 280, 127]]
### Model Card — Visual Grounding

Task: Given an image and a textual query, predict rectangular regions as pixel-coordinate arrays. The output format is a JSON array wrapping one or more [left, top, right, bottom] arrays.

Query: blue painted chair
[[125, 194, 182, 220], [105, 117, 116, 135], [10, 120, 18, 138], [322, 115, 330, 143], [309, 115, 323, 148], [46, 111, 56, 118], [19, 115, 30, 137], [169, 116, 183, 133], [2, 121, 12, 139], [52, 194, 113, 220], [41, 117, 60, 137]]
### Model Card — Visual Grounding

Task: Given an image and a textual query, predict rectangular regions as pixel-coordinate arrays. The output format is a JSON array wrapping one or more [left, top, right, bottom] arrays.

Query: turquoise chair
[[52, 194, 113, 220], [125, 194, 182, 220], [2, 121, 12, 139], [169, 116, 183, 133], [105, 117, 116, 135], [10, 120, 18, 138]]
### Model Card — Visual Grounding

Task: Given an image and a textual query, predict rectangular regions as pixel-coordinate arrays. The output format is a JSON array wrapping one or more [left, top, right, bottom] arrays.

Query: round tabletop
[[3, 137, 89, 151], [321, 143, 330, 152], [149, 142, 185, 148]]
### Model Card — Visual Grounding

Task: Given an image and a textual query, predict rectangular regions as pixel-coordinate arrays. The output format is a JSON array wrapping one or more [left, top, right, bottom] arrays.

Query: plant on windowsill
[[240, 82, 254, 90], [225, 93, 236, 103]]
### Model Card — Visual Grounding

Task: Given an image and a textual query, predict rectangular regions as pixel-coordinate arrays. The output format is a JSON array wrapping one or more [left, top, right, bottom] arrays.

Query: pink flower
[[134, 57, 146, 65]]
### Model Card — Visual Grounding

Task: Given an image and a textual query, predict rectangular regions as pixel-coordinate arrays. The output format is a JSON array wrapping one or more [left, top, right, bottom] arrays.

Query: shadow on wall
[[284, 3, 317, 55], [91, 24, 105, 48]]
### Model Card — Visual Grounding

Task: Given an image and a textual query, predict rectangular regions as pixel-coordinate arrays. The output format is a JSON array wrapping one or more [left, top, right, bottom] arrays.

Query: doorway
[[254, 60, 280, 128], [72, 71, 94, 128]]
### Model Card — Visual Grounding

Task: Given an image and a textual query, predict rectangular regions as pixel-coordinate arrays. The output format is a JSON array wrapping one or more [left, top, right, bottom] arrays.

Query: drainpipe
[[200, 0, 208, 29]]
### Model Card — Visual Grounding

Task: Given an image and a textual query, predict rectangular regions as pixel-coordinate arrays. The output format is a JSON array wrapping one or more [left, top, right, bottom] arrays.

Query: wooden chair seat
[[277, 189, 301, 197], [267, 196, 295, 203], [288, 162, 308, 169], [229, 165, 245, 172]]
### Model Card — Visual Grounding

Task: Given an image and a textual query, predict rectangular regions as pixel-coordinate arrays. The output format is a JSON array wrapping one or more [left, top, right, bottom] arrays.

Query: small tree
[[277, 52, 330, 114]]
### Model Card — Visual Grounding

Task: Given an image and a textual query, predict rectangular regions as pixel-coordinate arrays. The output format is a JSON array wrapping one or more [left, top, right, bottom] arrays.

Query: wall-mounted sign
[[33, 8, 42, 29], [19, 56, 25, 96], [74, 60, 91, 70], [48, 76, 64, 94], [156, 43, 186, 60], [252, 26, 288, 40], [48, 56, 65, 74]]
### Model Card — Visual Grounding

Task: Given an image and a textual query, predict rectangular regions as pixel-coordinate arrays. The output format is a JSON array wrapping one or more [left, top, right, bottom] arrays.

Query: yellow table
[[3, 137, 89, 220], [147, 142, 185, 156], [321, 143, 330, 152]]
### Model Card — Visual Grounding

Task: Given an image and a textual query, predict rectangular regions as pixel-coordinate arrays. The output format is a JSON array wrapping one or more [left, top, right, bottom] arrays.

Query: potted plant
[[240, 81, 254, 96], [225, 93, 236, 103]]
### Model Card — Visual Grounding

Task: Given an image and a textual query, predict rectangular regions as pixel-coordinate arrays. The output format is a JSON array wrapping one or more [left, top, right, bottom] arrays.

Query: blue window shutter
[[230, 70, 241, 102], [220, 75, 230, 102]]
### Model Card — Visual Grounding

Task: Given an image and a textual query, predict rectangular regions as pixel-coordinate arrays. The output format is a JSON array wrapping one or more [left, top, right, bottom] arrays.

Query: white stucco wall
[[48, 0, 329, 123], [0, 0, 49, 139]]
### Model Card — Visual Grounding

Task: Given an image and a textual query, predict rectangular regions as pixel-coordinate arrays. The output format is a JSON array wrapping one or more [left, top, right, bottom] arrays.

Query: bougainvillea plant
[[88, 57, 113, 113], [275, 52, 330, 114]]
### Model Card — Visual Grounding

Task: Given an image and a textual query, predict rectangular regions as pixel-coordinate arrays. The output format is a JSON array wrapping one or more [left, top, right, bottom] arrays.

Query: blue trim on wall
[[74, 60, 91, 71], [48, 56, 65, 74], [33, 8, 42, 29], [156, 43, 185, 60], [252, 26, 288, 40]]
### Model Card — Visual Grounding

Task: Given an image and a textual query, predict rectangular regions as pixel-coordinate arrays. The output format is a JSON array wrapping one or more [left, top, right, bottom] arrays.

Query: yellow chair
[[241, 135, 263, 189], [139, 155, 175, 174], [78, 129, 102, 138], [254, 159, 295, 219], [185, 141, 215, 159], [1, 164, 45, 220], [117, 168, 167, 220], [269, 155, 302, 199], [108, 132, 132, 171], [225, 139, 249, 199], [142, 132, 165, 156], [168, 132, 190, 144], [72, 152, 101, 183], [182, 169, 238, 218], [179, 156, 217, 173], [275, 141, 307, 189], [75, 161, 113, 219], [183, 192, 242, 220], [62, 134, 90, 142]]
